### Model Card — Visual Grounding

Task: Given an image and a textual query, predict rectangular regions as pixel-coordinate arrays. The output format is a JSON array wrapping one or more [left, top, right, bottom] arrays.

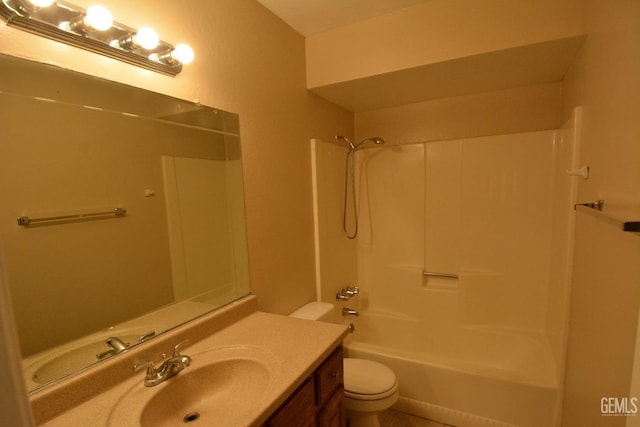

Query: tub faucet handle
[[336, 290, 350, 300], [336, 285, 360, 300]]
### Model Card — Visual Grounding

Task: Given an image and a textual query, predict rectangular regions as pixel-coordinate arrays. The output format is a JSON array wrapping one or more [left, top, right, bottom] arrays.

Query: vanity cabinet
[[266, 346, 345, 427]]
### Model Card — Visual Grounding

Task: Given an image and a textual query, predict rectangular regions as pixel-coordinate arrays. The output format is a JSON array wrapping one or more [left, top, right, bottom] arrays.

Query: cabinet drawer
[[268, 377, 316, 427], [315, 347, 343, 407]]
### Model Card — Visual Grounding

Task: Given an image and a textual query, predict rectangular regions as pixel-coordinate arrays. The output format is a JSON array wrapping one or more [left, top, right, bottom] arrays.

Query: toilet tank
[[289, 302, 334, 322]]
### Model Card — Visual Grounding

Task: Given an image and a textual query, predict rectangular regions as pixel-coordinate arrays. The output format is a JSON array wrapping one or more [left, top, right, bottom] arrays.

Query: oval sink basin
[[108, 346, 279, 427]]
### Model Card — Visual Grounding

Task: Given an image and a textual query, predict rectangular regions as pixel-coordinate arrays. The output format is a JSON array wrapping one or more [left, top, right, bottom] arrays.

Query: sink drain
[[183, 412, 200, 423]]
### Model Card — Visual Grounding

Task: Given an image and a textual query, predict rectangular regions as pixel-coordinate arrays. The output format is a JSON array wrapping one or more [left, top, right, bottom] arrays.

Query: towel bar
[[17, 208, 126, 226], [574, 202, 639, 232]]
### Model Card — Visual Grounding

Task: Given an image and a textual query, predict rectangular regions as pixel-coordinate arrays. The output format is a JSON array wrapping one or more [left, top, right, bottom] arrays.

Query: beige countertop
[[32, 296, 348, 426]]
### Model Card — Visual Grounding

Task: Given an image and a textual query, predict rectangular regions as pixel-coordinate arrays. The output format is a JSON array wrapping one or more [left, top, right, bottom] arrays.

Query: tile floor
[[378, 409, 450, 427]]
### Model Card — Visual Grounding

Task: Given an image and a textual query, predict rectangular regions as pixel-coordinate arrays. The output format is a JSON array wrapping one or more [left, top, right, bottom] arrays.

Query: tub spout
[[342, 307, 359, 317]]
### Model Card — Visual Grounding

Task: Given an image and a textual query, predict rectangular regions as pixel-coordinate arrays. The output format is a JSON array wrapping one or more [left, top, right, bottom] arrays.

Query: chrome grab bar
[[17, 208, 126, 226], [423, 271, 459, 279]]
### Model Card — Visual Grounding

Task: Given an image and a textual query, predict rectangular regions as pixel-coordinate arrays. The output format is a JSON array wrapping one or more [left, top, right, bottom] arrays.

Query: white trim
[[310, 139, 323, 301]]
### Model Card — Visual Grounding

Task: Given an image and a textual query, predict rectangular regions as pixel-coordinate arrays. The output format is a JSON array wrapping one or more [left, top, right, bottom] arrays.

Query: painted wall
[[355, 83, 562, 144], [306, 0, 585, 89], [560, 0, 640, 425], [310, 140, 358, 304]]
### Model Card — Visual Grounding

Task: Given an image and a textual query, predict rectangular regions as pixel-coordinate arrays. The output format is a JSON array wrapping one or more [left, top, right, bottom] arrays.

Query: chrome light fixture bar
[[0, 0, 194, 76]]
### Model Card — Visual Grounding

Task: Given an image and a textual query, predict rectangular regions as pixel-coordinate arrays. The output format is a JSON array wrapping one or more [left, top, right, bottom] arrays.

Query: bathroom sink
[[108, 345, 279, 427]]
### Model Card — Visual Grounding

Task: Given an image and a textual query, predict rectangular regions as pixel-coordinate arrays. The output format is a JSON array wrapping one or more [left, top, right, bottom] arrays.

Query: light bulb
[[132, 27, 159, 50], [171, 43, 194, 64], [27, 0, 54, 7], [84, 5, 112, 31]]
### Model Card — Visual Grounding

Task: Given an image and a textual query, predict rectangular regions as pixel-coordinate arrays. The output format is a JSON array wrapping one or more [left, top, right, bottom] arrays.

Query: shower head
[[335, 135, 385, 151]]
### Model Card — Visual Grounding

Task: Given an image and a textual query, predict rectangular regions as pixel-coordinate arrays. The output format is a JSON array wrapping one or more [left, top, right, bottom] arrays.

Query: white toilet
[[290, 302, 399, 427]]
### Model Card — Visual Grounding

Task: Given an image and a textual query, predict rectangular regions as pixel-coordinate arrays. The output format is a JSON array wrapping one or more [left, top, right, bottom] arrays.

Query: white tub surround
[[30, 295, 348, 426], [311, 114, 581, 427]]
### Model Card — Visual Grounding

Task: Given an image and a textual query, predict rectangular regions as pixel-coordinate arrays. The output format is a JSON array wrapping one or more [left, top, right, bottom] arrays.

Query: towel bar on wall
[[17, 208, 127, 227], [575, 200, 640, 232]]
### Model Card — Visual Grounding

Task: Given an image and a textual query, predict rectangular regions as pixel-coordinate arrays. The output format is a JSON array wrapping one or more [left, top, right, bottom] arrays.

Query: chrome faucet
[[342, 307, 359, 317], [336, 286, 360, 301], [96, 336, 130, 360], [135, 339, 191, 387]]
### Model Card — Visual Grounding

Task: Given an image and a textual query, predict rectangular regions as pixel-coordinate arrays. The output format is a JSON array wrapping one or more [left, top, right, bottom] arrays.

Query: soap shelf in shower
[[423, 271, 459, 279], [575, 200, 640, 232], [17, 208, 127, 227]]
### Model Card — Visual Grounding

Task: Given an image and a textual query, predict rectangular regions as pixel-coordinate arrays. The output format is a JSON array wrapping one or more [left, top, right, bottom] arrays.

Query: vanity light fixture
[[150, 43, 194, 65], [115, 26, 159, 51], [0, 0, 194, 76], [62, 4, 113, 33]]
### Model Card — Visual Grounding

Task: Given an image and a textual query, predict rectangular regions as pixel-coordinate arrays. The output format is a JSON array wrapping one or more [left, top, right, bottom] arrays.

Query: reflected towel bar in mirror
[[17, 207, 127, 226]]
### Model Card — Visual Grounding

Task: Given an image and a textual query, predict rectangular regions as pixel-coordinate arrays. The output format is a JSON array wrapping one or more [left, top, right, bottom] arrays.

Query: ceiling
[[255, 0, 433, 36]]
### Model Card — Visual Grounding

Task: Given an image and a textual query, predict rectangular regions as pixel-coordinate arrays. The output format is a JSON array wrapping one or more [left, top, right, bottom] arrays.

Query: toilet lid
[[343, 358, 397, 396]]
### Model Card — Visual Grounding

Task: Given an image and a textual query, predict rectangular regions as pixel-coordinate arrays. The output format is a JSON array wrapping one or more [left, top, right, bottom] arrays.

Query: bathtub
[[342, 312, 560, 427]]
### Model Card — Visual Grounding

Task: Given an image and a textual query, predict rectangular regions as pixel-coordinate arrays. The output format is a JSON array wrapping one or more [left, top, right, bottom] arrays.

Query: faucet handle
[[133, 360, 158, 378], [337, 285, 360, 300], [173, 339, 190, 357], [336, 290, 350, 301]]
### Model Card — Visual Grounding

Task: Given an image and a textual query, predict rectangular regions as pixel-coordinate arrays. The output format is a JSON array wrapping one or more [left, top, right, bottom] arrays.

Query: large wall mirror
[[0, 54, 251, 392]]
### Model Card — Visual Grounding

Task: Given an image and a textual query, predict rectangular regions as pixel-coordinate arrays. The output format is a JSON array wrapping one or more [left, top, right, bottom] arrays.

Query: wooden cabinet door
[[315, 347, 343, 407], [268, 378, 316, 427], [267, 346, 345, 427], [317, 387, 345, 427]]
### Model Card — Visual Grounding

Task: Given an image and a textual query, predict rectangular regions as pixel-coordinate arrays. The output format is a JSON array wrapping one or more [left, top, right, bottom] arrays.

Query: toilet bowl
[[343, 358, 399, 427], [290, 302, 399, 427]]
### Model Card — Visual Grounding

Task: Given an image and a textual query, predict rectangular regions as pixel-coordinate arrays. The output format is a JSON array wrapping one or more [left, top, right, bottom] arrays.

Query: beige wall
[[561, 0, 640, 425], [0, 0, 353, 317], [355, 82, 562, 144], [306, 0, 585, 88]]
